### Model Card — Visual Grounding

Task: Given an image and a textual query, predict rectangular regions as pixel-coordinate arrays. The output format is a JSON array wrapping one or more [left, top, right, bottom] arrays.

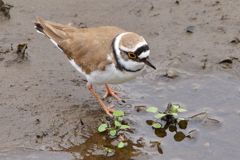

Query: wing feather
[[34, 17, 125, 74]]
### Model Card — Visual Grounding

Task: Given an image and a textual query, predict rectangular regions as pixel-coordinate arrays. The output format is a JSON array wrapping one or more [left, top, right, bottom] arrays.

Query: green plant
[[105, 147, 113, 153], [98, 110, 130, 136], [146, 103, 187, 129], [117, 141, 126, 148]]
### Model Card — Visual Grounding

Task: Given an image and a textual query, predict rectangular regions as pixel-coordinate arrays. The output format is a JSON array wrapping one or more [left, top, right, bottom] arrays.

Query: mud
[[1, 0, 240, 159]]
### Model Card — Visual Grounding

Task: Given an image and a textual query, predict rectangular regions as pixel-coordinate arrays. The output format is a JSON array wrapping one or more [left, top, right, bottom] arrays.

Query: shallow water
[[120, 74, 240, 159], [2, 74, 239, 160]]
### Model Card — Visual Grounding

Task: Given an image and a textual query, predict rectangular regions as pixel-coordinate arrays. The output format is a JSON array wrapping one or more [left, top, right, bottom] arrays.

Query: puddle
[[119, 74, 240, 159]]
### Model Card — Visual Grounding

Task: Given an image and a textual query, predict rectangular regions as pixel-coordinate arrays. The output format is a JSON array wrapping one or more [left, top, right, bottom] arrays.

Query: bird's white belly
[[69, 59, 144, 85]]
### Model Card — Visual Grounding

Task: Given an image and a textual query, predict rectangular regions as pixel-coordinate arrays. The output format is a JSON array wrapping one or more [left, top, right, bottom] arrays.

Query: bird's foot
[[102, 105, 115, 117], [103, 84, 123, 101]]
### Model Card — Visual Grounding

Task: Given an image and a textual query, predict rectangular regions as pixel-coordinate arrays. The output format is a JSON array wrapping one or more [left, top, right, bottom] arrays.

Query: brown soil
[[1, 0, 240, 159]]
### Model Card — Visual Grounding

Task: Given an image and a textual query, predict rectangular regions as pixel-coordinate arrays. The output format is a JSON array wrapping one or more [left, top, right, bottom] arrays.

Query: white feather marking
[[36, 30, 44, 35], [114, 32, 127, 54], [138, 50, 150, 59], [69, 59, 86, 76], [49, 38, 62, 51], [120, 41, 147, 52]]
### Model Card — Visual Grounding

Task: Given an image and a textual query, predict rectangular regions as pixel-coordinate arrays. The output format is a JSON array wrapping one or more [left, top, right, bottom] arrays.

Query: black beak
[[142, 58, 156, 70]]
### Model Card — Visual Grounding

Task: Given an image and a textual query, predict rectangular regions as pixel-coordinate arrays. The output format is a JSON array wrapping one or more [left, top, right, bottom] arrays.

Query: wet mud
[[1, 0, 240, 159]]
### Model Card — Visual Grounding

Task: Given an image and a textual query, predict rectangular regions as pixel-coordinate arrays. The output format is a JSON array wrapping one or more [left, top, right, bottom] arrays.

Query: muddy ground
[[1, 0, 240, 160]]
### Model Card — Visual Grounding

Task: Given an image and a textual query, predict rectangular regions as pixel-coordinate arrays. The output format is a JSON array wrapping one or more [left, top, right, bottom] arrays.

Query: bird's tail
[[33, 17, 71, 51]]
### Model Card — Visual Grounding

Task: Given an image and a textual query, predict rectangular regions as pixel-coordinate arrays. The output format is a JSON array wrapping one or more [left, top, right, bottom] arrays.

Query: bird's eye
[[128, 52, 136, 59]]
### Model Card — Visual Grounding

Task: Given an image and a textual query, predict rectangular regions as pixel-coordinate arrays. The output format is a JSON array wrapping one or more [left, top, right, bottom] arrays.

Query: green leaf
[[177, 118, 185, 120], [146, 107, 159, 113], [98, 124, 108, 132], [114, 120, 121, 127], [117, 142, 125, 148], [172, 104, 180, 109], [113, 110, 124, 117], [105, 147, 113, 153], [152, 122, 162, 128], [118, 117, 123, 122], [177, 108, 187, 112], [170, 113, 178, 116], [120, 125, 130, 129], [170, 104, 180, 113], [110, 129, 117, 136], [154, 113, 166, 119]]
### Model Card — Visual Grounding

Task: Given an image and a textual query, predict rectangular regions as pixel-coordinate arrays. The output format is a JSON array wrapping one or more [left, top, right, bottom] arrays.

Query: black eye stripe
[[134, 45, 149, 56]]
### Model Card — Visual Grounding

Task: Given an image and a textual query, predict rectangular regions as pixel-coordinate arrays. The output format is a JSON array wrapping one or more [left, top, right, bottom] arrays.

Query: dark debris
[[186, 26, 195, 33], [230, 37, 240, 44], [0, 0, 13, 20], [219, 57, 233, 64], [16, 43, 28, 60], [0, 43, 28, 67]]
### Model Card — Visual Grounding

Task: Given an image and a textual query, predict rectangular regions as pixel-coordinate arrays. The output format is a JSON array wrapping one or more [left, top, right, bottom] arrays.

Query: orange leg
[[103, 84, 123, 100], [87, 83, 115, 117]]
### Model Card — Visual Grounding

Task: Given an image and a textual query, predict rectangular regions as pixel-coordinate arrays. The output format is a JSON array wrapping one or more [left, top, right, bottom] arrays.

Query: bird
[[33, 17, 156, 116]]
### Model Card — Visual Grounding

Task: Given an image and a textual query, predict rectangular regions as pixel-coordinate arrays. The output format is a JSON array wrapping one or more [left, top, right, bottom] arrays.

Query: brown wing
[[34, 17, 125, 74]]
